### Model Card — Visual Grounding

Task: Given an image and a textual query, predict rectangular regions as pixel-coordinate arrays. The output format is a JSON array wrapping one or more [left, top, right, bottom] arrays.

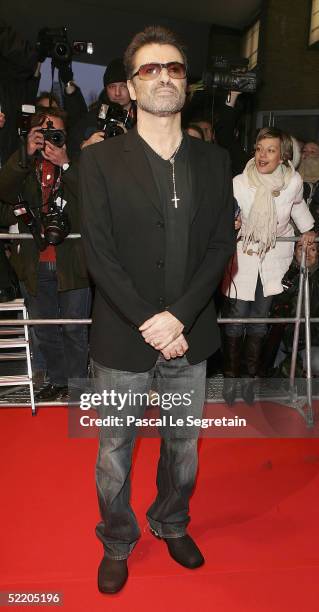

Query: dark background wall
[[257, 0, 319, 110], [207, 26, 242, 68]]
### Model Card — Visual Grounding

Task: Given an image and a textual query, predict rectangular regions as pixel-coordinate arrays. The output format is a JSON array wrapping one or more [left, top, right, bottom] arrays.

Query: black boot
[[241, 334, 264, 405], [222, 335, 242, 405], [98, 557, 128, 594]]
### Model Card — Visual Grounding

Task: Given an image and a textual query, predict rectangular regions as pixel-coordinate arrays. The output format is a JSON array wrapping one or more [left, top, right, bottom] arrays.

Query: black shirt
[[140, 134, 192, 305]]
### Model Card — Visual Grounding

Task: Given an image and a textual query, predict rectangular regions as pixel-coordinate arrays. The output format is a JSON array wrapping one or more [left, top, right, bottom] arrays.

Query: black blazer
[[79, 129, 235, 372]]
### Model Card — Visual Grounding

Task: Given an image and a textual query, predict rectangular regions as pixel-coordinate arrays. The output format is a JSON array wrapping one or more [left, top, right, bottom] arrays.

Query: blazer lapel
[[121, 128, 163, 217]]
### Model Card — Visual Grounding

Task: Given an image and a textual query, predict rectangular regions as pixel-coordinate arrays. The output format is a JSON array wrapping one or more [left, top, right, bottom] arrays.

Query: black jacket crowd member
[[0, 21, 40, 301], [0, 107, 91, 402], [214, 91, 250, 177], [80, 26, 235, 594], [0, 20, 39, 165]]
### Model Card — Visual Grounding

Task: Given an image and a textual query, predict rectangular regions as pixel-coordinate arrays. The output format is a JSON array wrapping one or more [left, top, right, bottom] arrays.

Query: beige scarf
[[242, 158, 294, 260]]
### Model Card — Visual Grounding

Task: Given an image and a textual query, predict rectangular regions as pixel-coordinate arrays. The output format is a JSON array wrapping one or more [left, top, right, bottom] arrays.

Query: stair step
[[0, 299, 26, 311], [0, 353, 28, 361], [0, 327, 25, 336], [0, 375, 31, 385], [0, 339, 28, 348]]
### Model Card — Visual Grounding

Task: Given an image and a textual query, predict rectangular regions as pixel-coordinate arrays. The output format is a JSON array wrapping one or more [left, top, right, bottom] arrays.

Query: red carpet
[[1, 406, 319, 610]]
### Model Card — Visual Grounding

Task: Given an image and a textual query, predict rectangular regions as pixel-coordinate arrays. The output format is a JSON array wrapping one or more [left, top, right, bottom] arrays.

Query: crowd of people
[[0, 20, 318, 403]]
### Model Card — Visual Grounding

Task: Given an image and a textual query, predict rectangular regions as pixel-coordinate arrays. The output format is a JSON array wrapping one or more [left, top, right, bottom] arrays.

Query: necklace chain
[[169, 136, 183, 209]]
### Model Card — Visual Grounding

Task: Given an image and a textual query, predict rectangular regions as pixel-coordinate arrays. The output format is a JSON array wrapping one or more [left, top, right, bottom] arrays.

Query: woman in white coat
[[222, 127, 316, 405]]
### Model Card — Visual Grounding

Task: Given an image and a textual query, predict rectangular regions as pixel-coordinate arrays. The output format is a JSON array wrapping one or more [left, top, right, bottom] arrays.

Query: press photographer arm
[[214, 91, 250, 176], [0, 147, 35, 204], [57, 61, 88, 127]]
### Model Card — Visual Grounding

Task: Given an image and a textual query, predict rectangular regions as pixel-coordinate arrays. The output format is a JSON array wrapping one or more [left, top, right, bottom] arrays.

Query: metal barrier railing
[[0, 233, 316, 424]]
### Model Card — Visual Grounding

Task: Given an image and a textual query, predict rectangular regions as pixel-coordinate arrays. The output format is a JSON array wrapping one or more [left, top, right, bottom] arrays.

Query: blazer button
[[156, 221, 164, 229], [159, 297, 165, 306], [156, 259, 164, 268]]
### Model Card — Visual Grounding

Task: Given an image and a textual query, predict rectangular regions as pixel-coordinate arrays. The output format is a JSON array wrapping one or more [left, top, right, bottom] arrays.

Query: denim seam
[[103, 553, 129, 561], [150, 527, 186, 539], [103, 540, 136, 560]]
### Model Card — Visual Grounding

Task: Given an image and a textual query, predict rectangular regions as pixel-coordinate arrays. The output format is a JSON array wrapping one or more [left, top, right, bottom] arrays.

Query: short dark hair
[[187, 124, 205, 140], [124, 25, 187, 79], [256, 127, 293, 166], [30, 106, 67, 129], [36, 91, 61, 108]]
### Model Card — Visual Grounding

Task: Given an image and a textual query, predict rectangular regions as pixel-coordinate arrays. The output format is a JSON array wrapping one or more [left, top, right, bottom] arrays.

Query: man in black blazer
[[80, 25, 235, 594]]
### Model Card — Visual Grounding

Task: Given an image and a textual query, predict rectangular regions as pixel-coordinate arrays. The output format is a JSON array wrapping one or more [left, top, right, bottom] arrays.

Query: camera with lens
[[42, 204, 71, 246], [97, 103, 131, 138], [13, 197, 70, 248], [39, 119, 66, 148], [36, 26, 93, 64], [13, 200, 46, 251], [203, 56, 257, 93]]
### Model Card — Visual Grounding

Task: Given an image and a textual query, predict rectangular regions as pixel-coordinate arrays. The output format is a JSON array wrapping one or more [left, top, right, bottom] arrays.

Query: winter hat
[[103, 58, 127, 86]]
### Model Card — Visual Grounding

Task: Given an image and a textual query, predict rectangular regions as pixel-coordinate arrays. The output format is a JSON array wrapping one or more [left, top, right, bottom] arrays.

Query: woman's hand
[[235, 214, 242, 231], [298, 231, 317, 247]]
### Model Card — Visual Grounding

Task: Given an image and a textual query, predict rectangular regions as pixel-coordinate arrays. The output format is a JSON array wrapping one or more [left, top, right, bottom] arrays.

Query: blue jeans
[[20, 281, 46, 372], [23, 262, 91, 385], [224, 276, 273, 337], [91, 354, 207, 560]]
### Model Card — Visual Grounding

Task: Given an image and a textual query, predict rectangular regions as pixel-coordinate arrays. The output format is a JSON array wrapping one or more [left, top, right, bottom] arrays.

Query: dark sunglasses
[[131, 62, 187, 80]]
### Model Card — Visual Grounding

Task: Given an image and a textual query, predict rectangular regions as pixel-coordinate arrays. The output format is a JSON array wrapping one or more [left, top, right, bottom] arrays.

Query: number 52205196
[[0, 592, 63, 606]]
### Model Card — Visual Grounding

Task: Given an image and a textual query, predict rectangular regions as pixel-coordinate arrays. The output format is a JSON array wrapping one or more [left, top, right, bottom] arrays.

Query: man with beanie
[[68, 58, 134, 155]]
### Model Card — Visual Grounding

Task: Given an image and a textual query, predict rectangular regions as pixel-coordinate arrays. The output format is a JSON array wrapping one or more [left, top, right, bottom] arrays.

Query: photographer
[[68, 58, 135, 154], [0, 108, 91, 401]]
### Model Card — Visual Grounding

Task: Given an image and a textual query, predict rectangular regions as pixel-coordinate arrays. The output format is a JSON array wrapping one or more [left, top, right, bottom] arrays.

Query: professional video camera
[[97, 103, 132, 138], [36, 26, 93, 64], [203, 56, 257, 93]]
